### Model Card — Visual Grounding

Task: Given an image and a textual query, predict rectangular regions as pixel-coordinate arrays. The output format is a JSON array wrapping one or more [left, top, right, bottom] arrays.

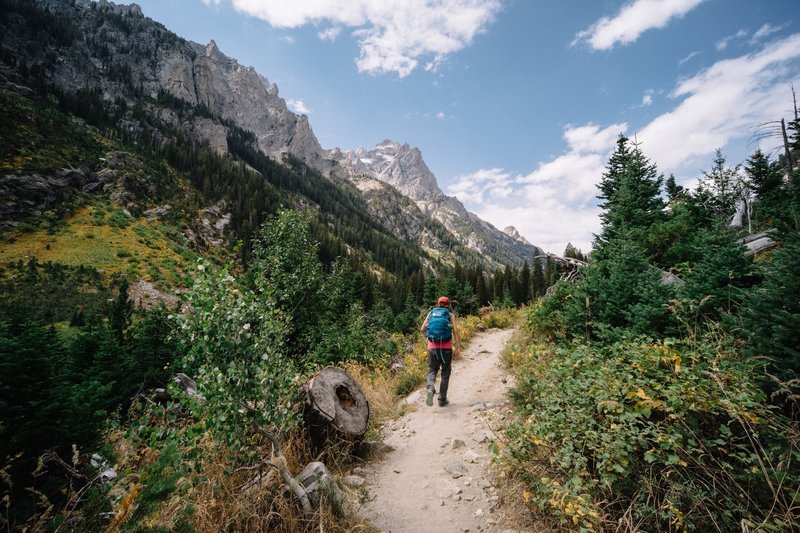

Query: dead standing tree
[[536, 253, 588, 296]]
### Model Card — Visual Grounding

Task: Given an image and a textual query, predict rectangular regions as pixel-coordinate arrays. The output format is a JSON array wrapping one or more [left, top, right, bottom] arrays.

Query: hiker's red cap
[[437, 296, 450, 305]]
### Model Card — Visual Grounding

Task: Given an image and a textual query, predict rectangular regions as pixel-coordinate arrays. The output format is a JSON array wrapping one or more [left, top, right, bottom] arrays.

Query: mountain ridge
[[1, 0, 542, 268]]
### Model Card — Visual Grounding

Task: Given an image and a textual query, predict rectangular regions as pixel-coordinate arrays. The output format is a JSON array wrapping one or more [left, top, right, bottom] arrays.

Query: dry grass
[[95, 314, 525, 533]]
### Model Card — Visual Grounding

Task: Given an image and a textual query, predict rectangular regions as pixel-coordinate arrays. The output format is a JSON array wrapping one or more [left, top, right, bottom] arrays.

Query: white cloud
[[281, 35, 296, 44], [639, 33, 800, 170], [715, 29, 747, 51], [751, 23, 785, 43], [436, 111, 446, 120], [450, 123, 625, 253], [454, 35, 800, 255], [573, 0, 706, 51], [286, 98, 311, 115], [641, 90, 654, 106], [215, 0, 502, 77], [678, 50, 701, 66], [318, 26, 341, 41], [477, 203, 601, 256], [448, 167, 514, 205], [520, 123, 626, 205]]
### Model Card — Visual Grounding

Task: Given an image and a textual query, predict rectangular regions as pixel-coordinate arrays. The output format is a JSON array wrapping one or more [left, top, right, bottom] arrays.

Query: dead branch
[[253, 425, 312, 514]]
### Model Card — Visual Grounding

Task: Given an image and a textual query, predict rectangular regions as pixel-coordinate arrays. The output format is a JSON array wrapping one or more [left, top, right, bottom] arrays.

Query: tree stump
[[304, 367, 370, 452]]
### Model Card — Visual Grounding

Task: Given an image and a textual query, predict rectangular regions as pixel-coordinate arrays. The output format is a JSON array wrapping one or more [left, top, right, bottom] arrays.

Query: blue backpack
[[426, 307, 452, 341]]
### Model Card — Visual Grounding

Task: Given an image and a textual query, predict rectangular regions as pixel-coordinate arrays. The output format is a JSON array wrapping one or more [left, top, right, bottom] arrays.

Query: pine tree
[[531, 258, 546, 298], [475, 271, 488, 307], [423, 274, 439, 307], [519, 261, 531, 304], [665, 174, 685, 204], [596, 135, 664, 247], [109, 278, 132, 342], [745, 149, 785, 229], [697, 149, 745, 226]]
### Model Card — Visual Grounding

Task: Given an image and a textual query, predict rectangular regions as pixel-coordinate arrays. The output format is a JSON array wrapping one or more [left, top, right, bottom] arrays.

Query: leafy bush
[[502, 336, 800, 531], [175, 259, 300, 453]]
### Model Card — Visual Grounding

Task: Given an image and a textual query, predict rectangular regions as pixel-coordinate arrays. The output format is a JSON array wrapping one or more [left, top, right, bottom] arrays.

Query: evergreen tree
[[441, 274, 460, 304], [519, 261, 531, 304], [493, 268, 505, 303], [746, 149, 785, 229], [423, 274, 439, 307], [596, 135, 665, 249], [109, 277, 133, 342], [741, 233, 800, 379], [475, 271, 488, 307], [697, 149, 746, 227], [665, 174, 685, 204], [531, 258, 546, 298]]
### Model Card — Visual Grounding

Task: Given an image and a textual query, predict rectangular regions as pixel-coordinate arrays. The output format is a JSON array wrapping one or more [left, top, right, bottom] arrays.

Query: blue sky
[[133, 0, 800, 254]]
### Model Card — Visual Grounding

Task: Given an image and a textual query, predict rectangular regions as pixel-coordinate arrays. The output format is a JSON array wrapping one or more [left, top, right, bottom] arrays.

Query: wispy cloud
[[715, 29, 747, 51], [318, 26, 341, 41], [573, 0, 706, 51], [640, 33, 800, 170], [641, 89, 654, 106], [209, 0, 502, 77], [448, 168, 515, 204], [678, 50, 701, 66], [286, 98, 311, 115], [751, 23, 785, 43], [454, 35, 800, 254]]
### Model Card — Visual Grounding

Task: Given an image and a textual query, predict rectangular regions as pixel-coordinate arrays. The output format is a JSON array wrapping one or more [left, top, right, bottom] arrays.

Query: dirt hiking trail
[[358, 328, 521, 533]]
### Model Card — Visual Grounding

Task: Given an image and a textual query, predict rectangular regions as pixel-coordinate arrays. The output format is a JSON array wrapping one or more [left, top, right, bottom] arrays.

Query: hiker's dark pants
[[427, 348, 452, 401]]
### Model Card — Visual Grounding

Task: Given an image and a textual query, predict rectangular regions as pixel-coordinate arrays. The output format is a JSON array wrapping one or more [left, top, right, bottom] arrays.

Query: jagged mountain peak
[[338, 140, 543, 267], [344, 140, 443, 200], [2, 0, 543, 269], [503, 226, 531, 245]]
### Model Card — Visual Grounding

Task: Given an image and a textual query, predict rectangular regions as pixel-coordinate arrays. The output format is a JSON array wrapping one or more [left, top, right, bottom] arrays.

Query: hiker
[[419, 296, 460, 407]]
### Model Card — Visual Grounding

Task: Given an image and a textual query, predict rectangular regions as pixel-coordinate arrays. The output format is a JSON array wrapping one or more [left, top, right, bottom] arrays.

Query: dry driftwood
[[255, 426, 313, 514]]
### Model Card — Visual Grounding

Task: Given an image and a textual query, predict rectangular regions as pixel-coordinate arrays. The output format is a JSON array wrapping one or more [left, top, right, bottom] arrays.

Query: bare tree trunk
[[781, 118, 794, 176]]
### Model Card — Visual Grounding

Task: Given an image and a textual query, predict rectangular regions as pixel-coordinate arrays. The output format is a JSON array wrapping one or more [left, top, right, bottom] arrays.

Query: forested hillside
[[501, 132, 800, 530]]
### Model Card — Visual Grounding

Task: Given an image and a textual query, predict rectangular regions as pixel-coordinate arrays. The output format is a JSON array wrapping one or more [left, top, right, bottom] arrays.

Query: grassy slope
[[1, 202, 196, 285]]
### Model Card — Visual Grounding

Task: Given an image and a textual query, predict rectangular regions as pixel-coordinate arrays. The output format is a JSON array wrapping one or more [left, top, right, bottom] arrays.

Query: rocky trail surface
[[357, 328, 522, 533]]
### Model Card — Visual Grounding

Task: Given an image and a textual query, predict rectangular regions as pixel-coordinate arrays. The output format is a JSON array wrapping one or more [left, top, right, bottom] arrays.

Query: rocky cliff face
[[3, 0, 325, 166], [340, 141, 543, 266], [2, 0, 542, 268]]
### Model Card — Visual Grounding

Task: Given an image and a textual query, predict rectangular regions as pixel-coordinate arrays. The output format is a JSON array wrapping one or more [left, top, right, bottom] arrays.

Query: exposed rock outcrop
[[339, 140, 543, 267]]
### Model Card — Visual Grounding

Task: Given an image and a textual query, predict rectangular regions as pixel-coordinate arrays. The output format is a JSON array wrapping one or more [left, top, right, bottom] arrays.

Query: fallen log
[[304, 367, 370, 451]]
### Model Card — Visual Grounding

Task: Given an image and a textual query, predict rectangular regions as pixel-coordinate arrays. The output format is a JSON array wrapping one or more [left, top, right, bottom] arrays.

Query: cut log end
[[305, 367, 370, 445]]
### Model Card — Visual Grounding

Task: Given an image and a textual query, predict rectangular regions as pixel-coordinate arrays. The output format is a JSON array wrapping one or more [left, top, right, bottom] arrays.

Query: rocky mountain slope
[[340, 140, 543, 266], [0, 0, 541, 268]]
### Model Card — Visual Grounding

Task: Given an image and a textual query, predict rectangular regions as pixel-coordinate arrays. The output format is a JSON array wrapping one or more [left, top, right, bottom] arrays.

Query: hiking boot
[[438, 398, 449, 407], [426, 389, 434, 406]]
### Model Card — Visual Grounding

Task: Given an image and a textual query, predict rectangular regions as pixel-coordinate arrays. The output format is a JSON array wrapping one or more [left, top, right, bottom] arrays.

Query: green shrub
[[108, 208, 131, 229], [175, 260, 300, 455], [502, 336, 800, 531], [394, 370, 424, 397]]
